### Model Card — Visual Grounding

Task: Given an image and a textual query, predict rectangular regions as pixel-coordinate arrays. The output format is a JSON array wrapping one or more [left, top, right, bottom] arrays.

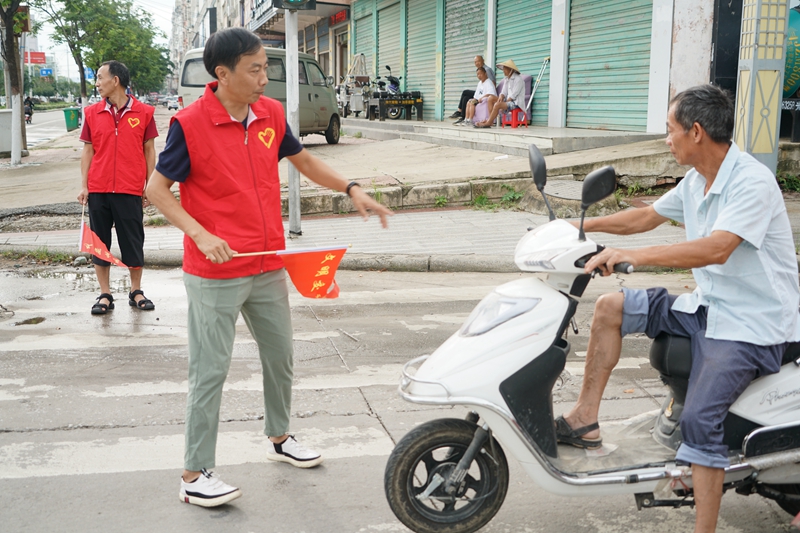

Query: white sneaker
[[462, 119, 473, 127], [266, 435, 323, 468], [179, 469, 241, 507]]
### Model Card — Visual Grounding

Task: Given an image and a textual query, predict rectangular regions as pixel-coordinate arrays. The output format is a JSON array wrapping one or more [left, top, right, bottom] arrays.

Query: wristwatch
[[346, 181, 361, 197]]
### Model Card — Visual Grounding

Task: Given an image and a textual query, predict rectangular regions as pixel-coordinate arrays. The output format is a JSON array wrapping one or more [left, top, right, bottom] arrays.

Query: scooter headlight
[[518, 248, 570, 270], [459, 292, 541, 337]]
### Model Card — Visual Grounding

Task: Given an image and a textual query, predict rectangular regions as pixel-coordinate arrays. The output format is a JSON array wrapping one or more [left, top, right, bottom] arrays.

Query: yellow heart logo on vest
[[258, 128, 276, 148], [128, 117, 140, 128]]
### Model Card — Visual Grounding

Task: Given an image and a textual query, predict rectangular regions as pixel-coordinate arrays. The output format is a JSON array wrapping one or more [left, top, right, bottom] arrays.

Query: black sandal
[[554, 415, 603, 450], [91, 293, 115, 315], [129, 290, 155, 311]]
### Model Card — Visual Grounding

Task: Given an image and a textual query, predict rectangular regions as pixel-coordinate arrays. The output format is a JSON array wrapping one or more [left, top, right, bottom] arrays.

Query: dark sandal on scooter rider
[[91, 293, 114, 315], [129, 290, 155, 311], [554, 415, 603, 450]]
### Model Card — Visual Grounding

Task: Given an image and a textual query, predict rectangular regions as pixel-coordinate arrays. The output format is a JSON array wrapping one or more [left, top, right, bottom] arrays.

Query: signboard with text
[[25, 52, 46, 64], [39, 68, 53, 77]]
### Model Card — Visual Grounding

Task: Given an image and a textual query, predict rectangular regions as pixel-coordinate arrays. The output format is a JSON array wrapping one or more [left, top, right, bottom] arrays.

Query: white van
[[178, 47, 340, 144]]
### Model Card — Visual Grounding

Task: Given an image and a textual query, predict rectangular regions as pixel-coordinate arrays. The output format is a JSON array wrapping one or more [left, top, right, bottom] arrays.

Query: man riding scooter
[[557, 84, 800, 533]]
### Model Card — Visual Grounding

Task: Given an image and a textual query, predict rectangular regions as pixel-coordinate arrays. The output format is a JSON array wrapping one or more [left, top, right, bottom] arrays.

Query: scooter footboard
[[498, 337, 569, 458]]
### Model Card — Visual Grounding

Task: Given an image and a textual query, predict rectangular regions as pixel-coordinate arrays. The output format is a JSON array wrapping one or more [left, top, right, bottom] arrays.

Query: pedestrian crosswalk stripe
[[0, 426, 393, 479]]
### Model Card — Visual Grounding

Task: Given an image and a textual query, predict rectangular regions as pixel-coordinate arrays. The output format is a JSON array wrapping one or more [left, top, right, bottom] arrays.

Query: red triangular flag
[[79, 221, 128, 268], [278, 247, 347, 299]]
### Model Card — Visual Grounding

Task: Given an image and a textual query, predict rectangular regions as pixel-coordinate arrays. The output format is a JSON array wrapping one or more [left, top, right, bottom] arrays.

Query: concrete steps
[[341, 117, 664, 157]]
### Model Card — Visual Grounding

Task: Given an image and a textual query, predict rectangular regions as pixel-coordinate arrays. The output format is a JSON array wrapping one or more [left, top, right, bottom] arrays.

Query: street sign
[[39, 68, 53, 77], [24, 51, 46, 64], [85, 67, 94, 80]]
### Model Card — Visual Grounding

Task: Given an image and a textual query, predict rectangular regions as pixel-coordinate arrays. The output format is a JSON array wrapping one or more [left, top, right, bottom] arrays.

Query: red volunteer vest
[[85, 97, 154, 195], [174, 82, 286, 279]]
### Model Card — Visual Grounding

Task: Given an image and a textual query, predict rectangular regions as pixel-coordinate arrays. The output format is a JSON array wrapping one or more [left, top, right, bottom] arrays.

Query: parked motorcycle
[[378, 65, 403, 120], [384, 145, 800, 533]]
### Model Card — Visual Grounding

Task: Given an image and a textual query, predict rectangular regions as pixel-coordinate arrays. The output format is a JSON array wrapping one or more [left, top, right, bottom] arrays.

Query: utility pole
[[286, 8, 301, 236]]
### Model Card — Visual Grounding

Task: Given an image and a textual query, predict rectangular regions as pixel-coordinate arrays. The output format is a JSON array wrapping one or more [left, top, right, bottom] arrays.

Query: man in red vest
[[146, 28, 392, 508], [77, 60, 158, 315]]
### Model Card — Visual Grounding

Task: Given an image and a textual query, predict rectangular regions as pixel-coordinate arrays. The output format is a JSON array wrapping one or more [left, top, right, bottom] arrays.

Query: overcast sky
[[33, 0, 174, 82]]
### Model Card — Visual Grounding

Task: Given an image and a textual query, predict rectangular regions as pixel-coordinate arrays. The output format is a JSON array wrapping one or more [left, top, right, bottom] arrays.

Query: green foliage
[[626, 181, 642, 197], [354, 131, 362, 138], [31, 0, 172, 95], [471, 194, 490, 207], [777, 172, 800, 192], [434, 195, 448, 208], [669, 219, 681, 227], [500, 184, 523, 204], [3, 248, 73, 263]]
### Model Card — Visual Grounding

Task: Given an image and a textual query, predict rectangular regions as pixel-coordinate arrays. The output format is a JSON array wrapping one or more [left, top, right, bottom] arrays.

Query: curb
[[0, 244, 518, 273], [3, 242, 753, 274]]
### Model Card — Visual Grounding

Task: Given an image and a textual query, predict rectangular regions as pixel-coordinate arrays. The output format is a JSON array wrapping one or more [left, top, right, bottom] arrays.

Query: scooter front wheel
[[387, 107, 402, 119], [384, 418, 509, 533]]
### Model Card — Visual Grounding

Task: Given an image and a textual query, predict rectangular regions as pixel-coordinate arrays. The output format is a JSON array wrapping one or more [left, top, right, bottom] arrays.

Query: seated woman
[[460, 66, 497, 127], [474, 59, 524, 128]]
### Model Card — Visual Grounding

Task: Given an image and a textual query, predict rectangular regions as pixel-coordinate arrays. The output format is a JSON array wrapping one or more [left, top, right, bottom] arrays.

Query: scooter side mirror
[[528, 144, 555, 221], [385, 65, 391, 71], [528, 144, 547, 191], [580, 166, 617, 211], [326, 76, 334, 87], [577, 165, 617, 242]]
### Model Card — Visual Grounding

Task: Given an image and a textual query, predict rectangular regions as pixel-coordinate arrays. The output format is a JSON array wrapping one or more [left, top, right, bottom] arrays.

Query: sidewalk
[[0, 207, 689, 272]]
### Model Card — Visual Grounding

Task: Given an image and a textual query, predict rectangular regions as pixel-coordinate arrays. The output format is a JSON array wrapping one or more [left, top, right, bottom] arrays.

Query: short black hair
[[101, 61, 130, 89], [670, 84, 734, 144], [203, 28, 263, 79], [476, 66, 486, 74]]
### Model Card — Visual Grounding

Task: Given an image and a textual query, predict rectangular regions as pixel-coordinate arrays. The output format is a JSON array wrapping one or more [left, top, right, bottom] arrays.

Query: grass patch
[[145, 216, 170, 227], [35, 102, 74, 111], [353, 131, 362, 139], [471, 194, 491, 207], [2, 248, 74, 264], [500, 184, 523, 205], [434, 195, 448, 208], [778, 172, 800, 192]]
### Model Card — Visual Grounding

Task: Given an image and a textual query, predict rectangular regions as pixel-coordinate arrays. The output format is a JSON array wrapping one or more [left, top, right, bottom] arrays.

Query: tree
[[31, 0, 118, 99], [0, 1, 26, 162], [82, 0, 171, 94]]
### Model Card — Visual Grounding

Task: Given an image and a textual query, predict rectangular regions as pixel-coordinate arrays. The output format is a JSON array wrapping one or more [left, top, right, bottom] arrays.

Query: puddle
[[14, 317, 45, 326], [18, 269, 130, 293]]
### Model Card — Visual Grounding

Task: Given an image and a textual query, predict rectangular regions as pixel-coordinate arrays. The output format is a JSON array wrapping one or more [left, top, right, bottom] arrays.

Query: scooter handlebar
[[614, 262, 634, 274]]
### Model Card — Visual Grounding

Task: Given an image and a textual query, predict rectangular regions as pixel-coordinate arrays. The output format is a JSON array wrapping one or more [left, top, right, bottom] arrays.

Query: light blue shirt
[[653, 142, 800, 345]]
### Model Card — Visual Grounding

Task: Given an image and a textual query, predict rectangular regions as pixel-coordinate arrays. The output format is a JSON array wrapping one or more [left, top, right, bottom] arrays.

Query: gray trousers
[[183, 269, 294, 471]]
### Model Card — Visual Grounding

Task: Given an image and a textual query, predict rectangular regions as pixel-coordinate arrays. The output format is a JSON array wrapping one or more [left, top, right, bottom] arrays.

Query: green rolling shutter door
[[406, 0, 437, 119], [354, 14, 374, 75], [566, 0, 652, 131], [443, 0, 486, 116], [318, 19, 330, 53], [378, 2, 402, 74], [495, 0, 551, 126]]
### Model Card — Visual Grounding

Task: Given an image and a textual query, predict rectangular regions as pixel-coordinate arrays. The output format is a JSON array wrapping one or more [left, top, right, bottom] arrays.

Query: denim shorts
[[506, 101, 519, 111], [619, 287, 785, 468]]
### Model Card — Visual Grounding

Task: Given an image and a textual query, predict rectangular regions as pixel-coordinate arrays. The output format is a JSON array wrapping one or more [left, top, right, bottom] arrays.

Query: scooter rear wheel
[[384, 418, 508, 533], [387, 107, 402, 119]]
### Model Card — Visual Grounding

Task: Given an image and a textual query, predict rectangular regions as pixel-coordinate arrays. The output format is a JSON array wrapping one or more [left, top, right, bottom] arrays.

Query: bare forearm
[[632, 239, 734, 269], [583, 206, 667, 235], [288, 150, 348, 192], [80, 145, 93, 189]]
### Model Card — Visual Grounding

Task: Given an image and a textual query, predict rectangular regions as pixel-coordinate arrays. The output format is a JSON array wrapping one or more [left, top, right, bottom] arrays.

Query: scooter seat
[[650, 333, 800, 380]]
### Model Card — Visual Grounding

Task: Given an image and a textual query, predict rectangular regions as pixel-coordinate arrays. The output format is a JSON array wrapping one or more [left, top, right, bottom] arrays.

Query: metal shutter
[[305, 25, 315, 52], [443, 0, 486, 117], [318, 18, 330, 53], [378, 3, 402, 77], [566, 0, 652, 131], [495, 0, 552, 126], [406, 0, 437, 119], [355, 14, 374, 75]]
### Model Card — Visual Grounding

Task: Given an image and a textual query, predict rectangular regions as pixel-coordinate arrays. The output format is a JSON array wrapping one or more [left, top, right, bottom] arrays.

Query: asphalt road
[[26, 107, 73, 148], [0, 267, 795, 532]]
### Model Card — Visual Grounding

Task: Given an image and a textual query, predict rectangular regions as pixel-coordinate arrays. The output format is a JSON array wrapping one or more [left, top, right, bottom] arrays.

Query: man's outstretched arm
[[585, 230, 743, 276], [582, 205, 670, 235]]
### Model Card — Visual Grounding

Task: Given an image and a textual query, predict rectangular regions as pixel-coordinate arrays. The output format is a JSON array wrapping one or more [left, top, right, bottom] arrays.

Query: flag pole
[[231, 250, 279, 258]]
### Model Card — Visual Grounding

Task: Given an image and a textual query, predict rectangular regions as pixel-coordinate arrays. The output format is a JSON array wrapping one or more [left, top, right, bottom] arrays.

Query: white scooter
[[384, 145, 800, 533]]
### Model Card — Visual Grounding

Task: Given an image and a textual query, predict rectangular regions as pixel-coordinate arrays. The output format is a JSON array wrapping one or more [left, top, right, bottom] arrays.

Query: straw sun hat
[[496, 59, 520, 73]]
